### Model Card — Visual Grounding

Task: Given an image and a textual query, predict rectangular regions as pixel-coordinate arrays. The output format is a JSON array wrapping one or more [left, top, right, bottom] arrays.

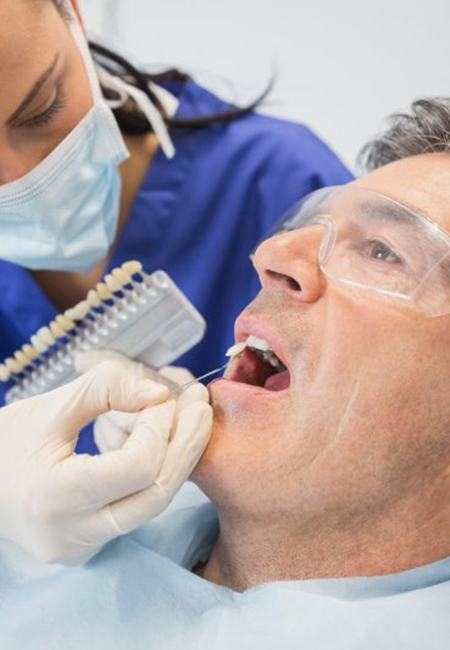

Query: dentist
[[0, 0, 350, 563]]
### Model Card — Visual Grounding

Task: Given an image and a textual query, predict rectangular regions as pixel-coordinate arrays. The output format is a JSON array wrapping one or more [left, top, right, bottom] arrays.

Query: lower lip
[[209, 377, 290, 399]]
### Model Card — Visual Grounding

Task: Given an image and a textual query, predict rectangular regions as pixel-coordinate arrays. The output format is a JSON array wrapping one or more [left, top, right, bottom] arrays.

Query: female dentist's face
[[0, 0, 92, 184]]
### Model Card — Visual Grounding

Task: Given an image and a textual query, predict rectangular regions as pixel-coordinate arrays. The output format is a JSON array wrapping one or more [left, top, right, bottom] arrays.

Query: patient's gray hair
[[358, 98, 450, 172]]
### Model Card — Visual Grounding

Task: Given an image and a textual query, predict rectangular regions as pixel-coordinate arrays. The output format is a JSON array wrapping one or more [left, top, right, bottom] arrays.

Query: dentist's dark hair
[[358, 98, 450, 171], [89, 42, 273, 136], [50, 0, 272, 136]]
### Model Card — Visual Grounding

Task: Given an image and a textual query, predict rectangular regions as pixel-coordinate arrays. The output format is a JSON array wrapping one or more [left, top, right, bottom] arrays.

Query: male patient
[[0, 98, 449, 649]]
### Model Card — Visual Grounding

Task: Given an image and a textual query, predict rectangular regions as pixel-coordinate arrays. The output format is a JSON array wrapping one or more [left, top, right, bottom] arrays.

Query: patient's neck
[[201, 501, 450, 592]]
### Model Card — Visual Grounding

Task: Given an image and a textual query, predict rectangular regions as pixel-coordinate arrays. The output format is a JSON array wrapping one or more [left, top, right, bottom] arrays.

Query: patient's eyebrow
[[358, 201, 417, 226], [6, 54, 60, 126]]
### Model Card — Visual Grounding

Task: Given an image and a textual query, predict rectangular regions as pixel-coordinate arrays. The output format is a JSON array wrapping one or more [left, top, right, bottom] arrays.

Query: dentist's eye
[[19, 85, 66, 130], [368, 240, 402, 264]]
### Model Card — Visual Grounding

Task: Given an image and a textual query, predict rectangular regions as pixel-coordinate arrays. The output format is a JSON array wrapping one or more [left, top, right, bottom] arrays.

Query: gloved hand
[[75, 350, 197, 454], [0, 360, 212, 565]]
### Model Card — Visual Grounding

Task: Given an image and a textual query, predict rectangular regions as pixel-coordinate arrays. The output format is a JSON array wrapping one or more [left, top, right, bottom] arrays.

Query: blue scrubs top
[[0, 80, 352, 452]]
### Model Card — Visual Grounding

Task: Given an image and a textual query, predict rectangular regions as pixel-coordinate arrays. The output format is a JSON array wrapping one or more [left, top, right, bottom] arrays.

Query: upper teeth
[[226, 336, 285, 371], [246, 335, 271, 352]]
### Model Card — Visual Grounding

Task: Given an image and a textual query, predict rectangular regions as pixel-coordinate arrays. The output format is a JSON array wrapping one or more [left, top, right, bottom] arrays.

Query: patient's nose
[[253, 227, 325, 303]]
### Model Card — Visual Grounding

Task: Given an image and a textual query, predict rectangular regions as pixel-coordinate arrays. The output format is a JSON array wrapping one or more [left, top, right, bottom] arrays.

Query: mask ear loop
[[97, 67, 176, 160]]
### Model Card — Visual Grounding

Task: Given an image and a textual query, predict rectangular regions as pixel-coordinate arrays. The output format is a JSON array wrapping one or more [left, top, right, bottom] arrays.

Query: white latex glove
[[0, 360, 212, 565], [75, 350, 198, 454]]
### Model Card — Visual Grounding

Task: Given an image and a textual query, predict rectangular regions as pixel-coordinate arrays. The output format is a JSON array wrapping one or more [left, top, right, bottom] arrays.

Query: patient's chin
[[189, 416, 235, 496], [190, 419, 221, 485]]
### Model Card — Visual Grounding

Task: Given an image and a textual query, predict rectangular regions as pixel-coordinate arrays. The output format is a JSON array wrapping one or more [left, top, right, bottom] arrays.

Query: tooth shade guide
[[1, 265, 206, 396]]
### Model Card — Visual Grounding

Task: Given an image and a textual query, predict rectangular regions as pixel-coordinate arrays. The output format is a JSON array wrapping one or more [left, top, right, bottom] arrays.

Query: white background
[[78, 0, 450, 172]]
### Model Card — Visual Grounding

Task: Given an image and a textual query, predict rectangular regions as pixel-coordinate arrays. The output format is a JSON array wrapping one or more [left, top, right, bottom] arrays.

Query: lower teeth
[[256, 349, 284, 371]]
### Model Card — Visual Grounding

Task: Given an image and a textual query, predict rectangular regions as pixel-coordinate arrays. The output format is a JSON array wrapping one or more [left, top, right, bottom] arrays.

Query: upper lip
[[234, 315, 291, 373]]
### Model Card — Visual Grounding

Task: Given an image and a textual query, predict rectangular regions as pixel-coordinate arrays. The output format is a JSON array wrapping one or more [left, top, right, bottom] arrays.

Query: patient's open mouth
[[225, 337, 290, 392]]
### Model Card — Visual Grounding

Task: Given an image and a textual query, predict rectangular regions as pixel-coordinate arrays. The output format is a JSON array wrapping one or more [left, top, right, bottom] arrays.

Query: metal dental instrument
[[170, 362, 231, 397]]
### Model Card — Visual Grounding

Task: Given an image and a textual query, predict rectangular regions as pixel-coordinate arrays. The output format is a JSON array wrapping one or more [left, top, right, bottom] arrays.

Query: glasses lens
[[413, 251, 450, 316], [265, 185, 450, 316], [320, 191, 450, 304]]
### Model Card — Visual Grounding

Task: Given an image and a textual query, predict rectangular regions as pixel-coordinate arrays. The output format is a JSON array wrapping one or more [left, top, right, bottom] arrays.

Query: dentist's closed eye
[[15, 83, 66, 130]]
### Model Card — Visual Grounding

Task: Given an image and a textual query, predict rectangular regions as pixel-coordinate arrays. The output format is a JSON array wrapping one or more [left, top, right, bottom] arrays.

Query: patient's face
[[194, 153, 450, 529]]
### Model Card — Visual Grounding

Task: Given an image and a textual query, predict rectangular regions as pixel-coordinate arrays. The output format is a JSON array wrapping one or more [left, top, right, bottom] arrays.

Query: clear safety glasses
[[271, 186, 450, 317]]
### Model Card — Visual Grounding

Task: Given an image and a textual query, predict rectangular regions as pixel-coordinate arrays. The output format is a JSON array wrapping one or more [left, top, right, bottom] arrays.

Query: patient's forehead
[[352, 153, 450, 234]]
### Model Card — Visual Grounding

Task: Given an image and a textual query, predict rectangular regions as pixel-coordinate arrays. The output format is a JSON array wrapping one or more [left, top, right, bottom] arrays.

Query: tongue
[[264, 370, 290, 391]]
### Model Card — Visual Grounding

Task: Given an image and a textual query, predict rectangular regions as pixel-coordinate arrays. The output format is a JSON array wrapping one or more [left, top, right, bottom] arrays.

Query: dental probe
[[170, 340, 253, 397], [170, 362, 231, 397]]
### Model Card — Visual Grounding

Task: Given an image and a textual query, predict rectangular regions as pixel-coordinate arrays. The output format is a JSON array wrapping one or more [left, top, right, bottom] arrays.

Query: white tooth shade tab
[[121, 260, 143, 276], [37, 327, 55, 346], [22, 344, 38, 360], [56, 314, 75, 331], [112, 268, 131, 285], [50, 321, 66, 339], [5, 357, 22, 374], [0, 365, 10, 382], [225, 342, 248, 358], [96, 282, 112, 301], [105, 274, 121, 292], [87, 290, 101, 308], [30, 335, 48, 354], [14, 351, 30, 369], [70, 301, 90, 321]]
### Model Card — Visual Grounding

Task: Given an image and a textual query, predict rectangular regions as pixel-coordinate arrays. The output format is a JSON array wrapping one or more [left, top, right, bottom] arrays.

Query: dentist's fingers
[[174, 381, 209, 416], [94, 411, 132, 452], [100, 399, 213, 533], [34, 360, 170, 448], [57, 401, 176, 511], [74, 349, 131, 373], [75, 350, 180, 392], [159, 365, 195, 386], [92, 365, 206, 453], [155, 401, 212, 494]]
